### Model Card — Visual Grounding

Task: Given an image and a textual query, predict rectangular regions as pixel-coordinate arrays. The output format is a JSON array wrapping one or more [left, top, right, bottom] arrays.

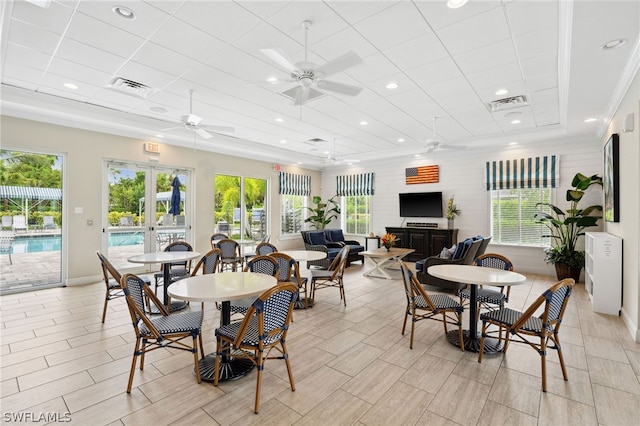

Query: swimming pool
[[8, 232, 144, 254]]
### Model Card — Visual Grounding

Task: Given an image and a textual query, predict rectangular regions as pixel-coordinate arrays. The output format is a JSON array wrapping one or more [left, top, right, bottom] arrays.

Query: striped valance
[[336, 172, 375, 196], [485, 155, 558, 190], [278, 172, 311, 196], [0, 185, 62, 200]]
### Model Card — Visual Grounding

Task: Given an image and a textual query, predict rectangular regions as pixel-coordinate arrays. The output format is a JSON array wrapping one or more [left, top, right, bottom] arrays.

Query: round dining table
[[278, 250, 327, 308], [168, 271, 277, 382], [428, 264, 526, 353], [128, 251, 200, 312]]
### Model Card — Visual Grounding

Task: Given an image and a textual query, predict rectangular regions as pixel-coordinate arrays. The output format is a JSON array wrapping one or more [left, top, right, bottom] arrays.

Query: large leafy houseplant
[[305, 195, 341, 230], [534, 173, 602, 279]]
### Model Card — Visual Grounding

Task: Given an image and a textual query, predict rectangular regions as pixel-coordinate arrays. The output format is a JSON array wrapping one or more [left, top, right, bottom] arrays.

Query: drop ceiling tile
[[56, 39, 127, 75], [48, 58, 113, 86], [406, 57, 464, 87], [323, 1, 397, 26], [4, 43, 51, 70], [7, 19, 61, 55], [64, 13, 144, 58], [131, 42, 199, 78], [414, 0, 503, 31], [77, 1, 172, 39], [383, 32, 449, 71], [207, 45, 279, 83], [521, 54, 557, 80], [2, 65, 45, 86], [475, 80, 527, 103], [466, 62, 523, 92], [435, 91, 484, 112], [424, 76, 475, 100], [529, 88, 559, 105], [344, 53, 399, 84], [310, 27, 378, 64], [11, 0, 74, 34], [514, 30, 558, 61], [149, 18, 228, 61], [232, 22, 302, 59], [504, 0, 558, 36], [263, 2, 349, 43], [142, 0, 187, 15], [354, 2, 430, 51], [453, 39, 518, 75], [435, 7, 511, 56], [175, 1, 262, 42], [365, 72, 420, 97], [2, 76, 38, 91], [236, 1, 291, 20]]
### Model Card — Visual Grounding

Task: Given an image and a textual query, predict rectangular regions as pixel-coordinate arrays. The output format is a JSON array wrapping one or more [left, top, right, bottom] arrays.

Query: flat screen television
[[399, 192, 443, 218]]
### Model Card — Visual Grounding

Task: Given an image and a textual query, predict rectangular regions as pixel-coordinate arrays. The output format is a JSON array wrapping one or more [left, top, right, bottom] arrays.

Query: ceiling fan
[[425, 117, 467, 153], [159, 90, 234, 139], [260, 20, 363, 106], [322, 138, 360, 165]]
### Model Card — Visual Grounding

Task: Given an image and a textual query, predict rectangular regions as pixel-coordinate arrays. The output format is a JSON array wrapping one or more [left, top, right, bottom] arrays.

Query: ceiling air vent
[[487, 95, 529, 112], [107, 77, 155, 98], [304, 138, 327, 151]]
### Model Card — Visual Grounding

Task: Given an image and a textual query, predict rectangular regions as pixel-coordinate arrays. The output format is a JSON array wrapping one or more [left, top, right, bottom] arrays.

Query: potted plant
[[446, 197, 460, 229], [304, 195, 340, 230], [534, 173, 602, 281]]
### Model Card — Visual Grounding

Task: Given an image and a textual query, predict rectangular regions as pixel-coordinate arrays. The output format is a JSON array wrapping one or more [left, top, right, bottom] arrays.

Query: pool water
[[8, 233, 144, 254]]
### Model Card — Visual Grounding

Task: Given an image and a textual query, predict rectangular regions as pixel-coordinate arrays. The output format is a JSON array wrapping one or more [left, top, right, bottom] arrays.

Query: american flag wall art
[[405, 165, 439, 184]]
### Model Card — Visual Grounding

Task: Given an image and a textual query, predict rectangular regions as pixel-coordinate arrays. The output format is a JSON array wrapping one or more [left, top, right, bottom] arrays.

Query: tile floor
[[1, 263, 639, 425]]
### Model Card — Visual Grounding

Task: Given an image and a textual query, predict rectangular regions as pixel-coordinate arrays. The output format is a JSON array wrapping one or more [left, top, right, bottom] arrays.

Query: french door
[[104, 161, 191, 268]]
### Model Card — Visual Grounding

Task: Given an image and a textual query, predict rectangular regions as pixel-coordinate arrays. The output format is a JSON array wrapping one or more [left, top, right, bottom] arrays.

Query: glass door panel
[[155, 171, 188, 251], [214, 174, 241, 237], [245, 177, 267, 241]]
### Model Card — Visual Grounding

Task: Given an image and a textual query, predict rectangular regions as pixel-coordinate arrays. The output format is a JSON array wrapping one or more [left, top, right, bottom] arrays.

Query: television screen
[[399, 192, 443, 217]]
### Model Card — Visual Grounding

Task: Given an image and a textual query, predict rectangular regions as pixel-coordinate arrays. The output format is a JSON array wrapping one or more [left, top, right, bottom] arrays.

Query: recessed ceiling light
[[509, 142, 518, 146], [602, 39, 626, 50], [112, 5, 135, 20], [495, 88, 509, 96], [323, 151, 330, 155], [266, 77, 278, 84], [155, 134, 164, 138], [150, 106, 167, 113], [584, 117, 598, 123], [280, 139, 287, 144], [297, 162, 303, 165], [447, 0, 469, 9], [386, 82, 398, 90], [359, 120, 368, 126], [414, 154, 421, 158], [63, 82, 78, 89], [275, 117, 284, 123], [511, 119, 521, 124], [397, 138, 405, 143], [504, 111, 522, 117]]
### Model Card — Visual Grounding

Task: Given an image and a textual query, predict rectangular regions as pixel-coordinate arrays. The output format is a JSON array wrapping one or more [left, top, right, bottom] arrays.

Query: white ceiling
[[1, 0, 638, 169]]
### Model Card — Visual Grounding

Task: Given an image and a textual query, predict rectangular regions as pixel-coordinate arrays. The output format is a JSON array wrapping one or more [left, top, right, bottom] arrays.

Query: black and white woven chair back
[[272, 255, 295, 282], [217, 239, 239, 258], [474, 254, 512, 271], [246, 255, 279, 277], [166, 241, 192, 266], [543, 282, 572, 328], [200, 249, 221, 274], [256, 242, 277, 256], [399, 262, 414, 300], [123, 274, 147, 323], [254, 285, 296, 345]]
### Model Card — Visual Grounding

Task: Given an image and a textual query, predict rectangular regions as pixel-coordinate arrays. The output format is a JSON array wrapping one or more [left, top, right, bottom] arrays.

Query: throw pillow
[[327, 229, 345, 242], [439, 246, 452, 259], [452, 238, 473, 259], [308, 231, 327, 246]]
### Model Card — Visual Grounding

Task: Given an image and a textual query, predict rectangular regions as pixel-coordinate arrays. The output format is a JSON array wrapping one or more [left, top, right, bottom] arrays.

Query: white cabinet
[[585, 232, 622, 315]]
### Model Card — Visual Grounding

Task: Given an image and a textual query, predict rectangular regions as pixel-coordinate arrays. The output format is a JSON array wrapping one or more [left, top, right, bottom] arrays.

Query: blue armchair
[[301, 230, 342, 269], [324, 229, 364, 266]]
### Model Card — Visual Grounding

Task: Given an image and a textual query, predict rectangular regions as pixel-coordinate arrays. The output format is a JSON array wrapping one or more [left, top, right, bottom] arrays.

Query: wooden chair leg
[[478, 321, 487, 363], [457, 313, 464, 351], [282, 341, 295, 391], [101, 293, 109, 323], [540, 336, 547, 392], [554, 333, 569, 381], [409, 310, 416, 349], [254, 349, 264, 414], [127, 339, 141, 393], [401, 307, 409, 335], [193, 336, 201, 384]]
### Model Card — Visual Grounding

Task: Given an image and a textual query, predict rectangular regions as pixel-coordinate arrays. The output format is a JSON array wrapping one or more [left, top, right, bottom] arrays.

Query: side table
[[365, 236, 381, 250]]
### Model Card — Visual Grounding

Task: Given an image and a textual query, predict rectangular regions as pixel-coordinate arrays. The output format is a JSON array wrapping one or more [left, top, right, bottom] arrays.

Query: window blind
[[485, 155, 558, 190], [336, 172, 375, 196], [278, 172, 311, 196]]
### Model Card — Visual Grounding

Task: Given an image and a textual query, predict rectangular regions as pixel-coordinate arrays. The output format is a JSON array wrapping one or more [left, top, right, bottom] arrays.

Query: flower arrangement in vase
[[446, 197, 460, 229], [381, 233, 397, 251]]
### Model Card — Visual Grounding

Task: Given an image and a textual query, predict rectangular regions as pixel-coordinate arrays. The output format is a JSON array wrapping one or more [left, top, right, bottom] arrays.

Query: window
[[486, 155, 557, 247], [491, 188, 552, 246], [214, 174, 268, 240], [342, 195, 371, 235], [280, 194, 306, 235]]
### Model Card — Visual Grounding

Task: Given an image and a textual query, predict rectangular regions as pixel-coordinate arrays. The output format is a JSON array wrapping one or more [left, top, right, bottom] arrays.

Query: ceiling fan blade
[[194, 127, 214, 139], [260, 48, 300, 74], [201, 124, 235, 133], [158, 126, 183, 132], [439, 144, 467, 150], [315, 51, 362, 78], [316, 80, 363, 96]]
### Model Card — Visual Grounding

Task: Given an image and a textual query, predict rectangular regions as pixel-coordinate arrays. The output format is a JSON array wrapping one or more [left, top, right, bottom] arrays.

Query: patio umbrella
[[169, 176, 181, 216]]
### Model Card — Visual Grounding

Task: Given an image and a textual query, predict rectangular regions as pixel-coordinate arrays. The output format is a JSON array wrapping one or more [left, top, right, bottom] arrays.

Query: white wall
[[321, 136, 603, 277], [604, 70, 640, 341], [1, 116, 320, 284]]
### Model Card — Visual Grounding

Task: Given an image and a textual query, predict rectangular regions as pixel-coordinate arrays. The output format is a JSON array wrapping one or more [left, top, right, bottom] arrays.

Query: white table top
[[278, 250, 327, 262], [361, 247, 414, 259], [168, 272, 277, 303], [128, 251, 200, 264], [428, 264, 526, 287]]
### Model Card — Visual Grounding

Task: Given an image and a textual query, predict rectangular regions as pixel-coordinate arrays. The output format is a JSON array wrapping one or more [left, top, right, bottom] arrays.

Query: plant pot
[[554, 263, 582, 282], [447, 219, 454, 229]]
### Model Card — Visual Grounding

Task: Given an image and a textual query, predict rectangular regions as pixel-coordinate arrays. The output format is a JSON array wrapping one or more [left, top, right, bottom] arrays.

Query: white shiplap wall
[[321, 135, 603, 277]]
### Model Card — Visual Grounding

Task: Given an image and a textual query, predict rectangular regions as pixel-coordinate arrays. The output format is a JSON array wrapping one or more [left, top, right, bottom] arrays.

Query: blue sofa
[[301, 229, 365, 269]]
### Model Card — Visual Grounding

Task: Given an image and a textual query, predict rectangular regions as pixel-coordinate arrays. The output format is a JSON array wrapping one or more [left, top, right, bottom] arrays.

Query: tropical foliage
[[535, 173, 602, 268], [304, 195, 340, 230]]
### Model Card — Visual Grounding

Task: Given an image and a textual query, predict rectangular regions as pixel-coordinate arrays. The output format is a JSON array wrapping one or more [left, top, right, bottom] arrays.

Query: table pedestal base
[[446, 330, 503, 354], [197, 351, 255, 382], [294, 297, 313, 310]]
